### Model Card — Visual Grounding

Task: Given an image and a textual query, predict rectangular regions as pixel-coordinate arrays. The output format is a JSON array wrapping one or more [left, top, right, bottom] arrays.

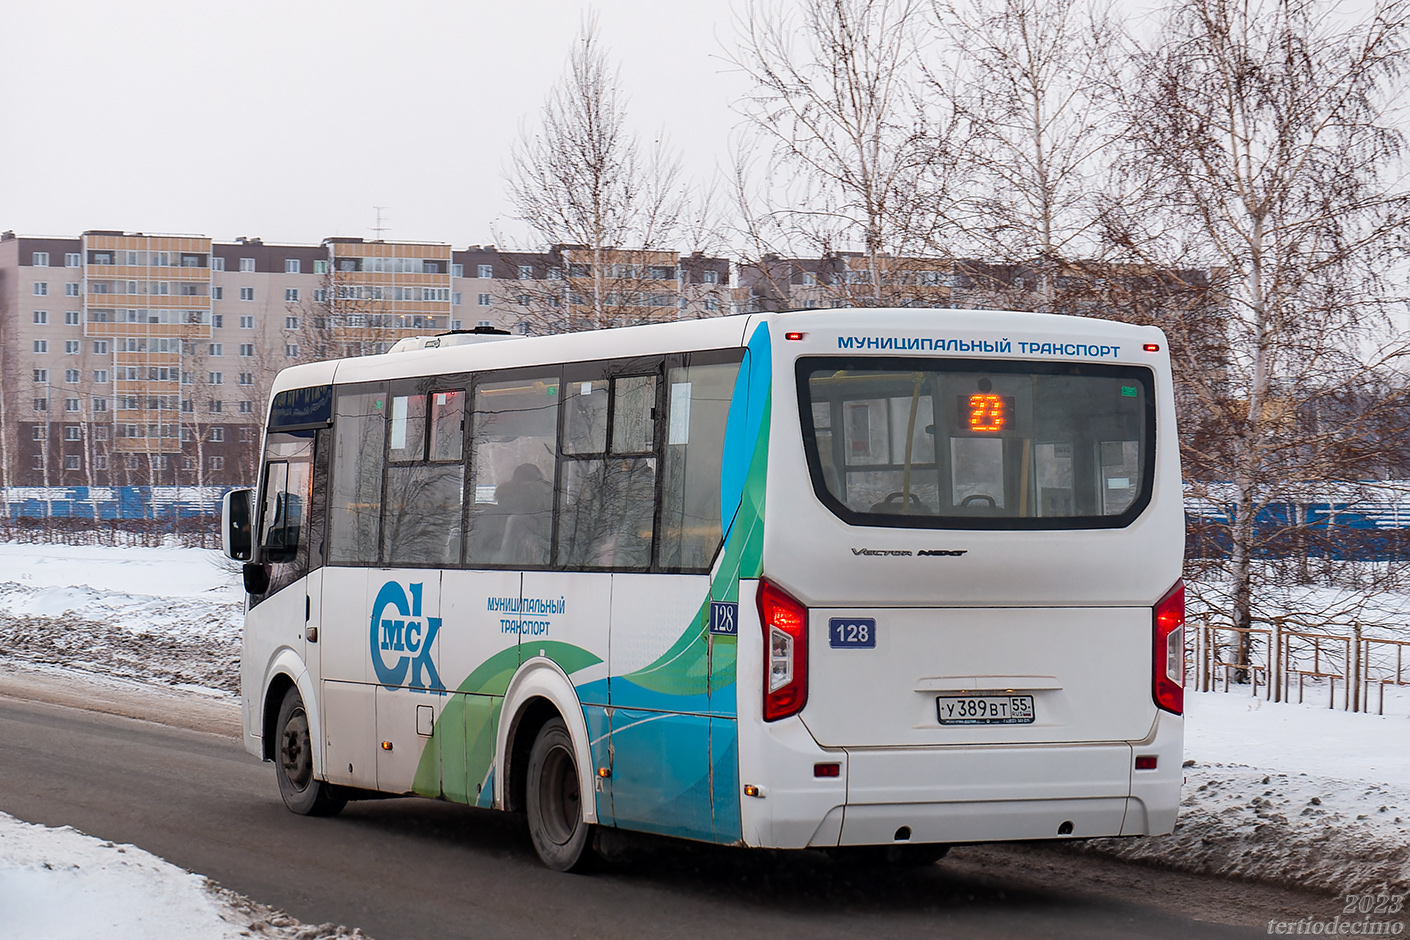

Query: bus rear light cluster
[[758, 579, 809, 721], [1153, 580, 1186, 714]]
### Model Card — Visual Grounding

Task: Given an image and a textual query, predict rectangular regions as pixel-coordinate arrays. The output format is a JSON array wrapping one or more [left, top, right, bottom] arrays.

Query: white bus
[[222, 308, 1186, 871]]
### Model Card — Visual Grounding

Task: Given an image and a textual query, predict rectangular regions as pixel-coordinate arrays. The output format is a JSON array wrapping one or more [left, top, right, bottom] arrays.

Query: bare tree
[[1112, 0, 1410, 670], [930, 0, 1121, 311], [505, 17, 688, 331], [731, 0, 956, 304]]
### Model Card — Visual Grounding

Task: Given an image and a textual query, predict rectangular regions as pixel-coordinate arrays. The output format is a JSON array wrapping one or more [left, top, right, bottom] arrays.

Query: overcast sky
[[0, 0, 748, 248]]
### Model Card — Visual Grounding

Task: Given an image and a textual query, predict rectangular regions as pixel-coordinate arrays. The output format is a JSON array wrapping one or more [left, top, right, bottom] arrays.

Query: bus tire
[[274, 687, 346, 818], [525, 717, 595, 872]]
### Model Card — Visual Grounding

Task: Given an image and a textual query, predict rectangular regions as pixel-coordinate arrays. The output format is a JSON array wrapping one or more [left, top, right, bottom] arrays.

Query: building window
[[452, 292, 462, 306], [239, 287, 254, 301], [33, 369, 48, 382], [212, 286, 224, 300], [314, 260, 328, 275], [65, 283, 80, 297], [284, 315, 298, 329], [478, 293, 491, 306], [65, 426, 81, 440], [65, 398, 80, 412], [286, 344, 300, 358], [209, 456, 225, 470], [239, 343, 253, 357], [180, 400, 193, 414], [285, 288, 299, 302], [32, 252, 49, 266], [94, 370, 108, 383], [63, 455, 80, 470], [34, 282, 48, 295], [209, 372, 224, 384], [181, 371, 192, 385], [211, 314, 223, 328], [64, 311, 80, 325], [239, 258, 255, 273], [238, 400, 254, 413], [518, 264, 533, 280], [476, 320, 492, 328], [238, 372, 253, 385], [451, 264, 464, 277], [239, 315, 254, 329], [209, 400, 223, 413], [209, 428, 224, 442], [285, 259, 301, 274], [478, 264, 493, 279], [93, 398, 108, 412], [33, 426, 46, 440], [93, 341, 108, 354], [209, 343, 223, 356], [701, 270, 720, 285], [212, 257, 226, 271], [94, 454, 108, 469], [518, 294, 530, 306], [33, 310, 48, 324], [64, 369, 79, 383], [65, 253, 81, 267], [33, 340, 48, 353], [34, 399, 48, 411], [65, 340, 80, 353]]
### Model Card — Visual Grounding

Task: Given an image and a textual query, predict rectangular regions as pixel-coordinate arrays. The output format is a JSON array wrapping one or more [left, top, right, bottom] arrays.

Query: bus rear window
[[797, 357, 1156, 530]]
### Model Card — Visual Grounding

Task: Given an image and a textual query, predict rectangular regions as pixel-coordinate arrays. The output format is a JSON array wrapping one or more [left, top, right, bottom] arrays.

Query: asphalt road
[[0, 689, 1334, 940]]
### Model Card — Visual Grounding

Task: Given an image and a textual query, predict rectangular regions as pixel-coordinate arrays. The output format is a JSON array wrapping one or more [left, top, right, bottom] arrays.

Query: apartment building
[[0, 230, 734, 488]]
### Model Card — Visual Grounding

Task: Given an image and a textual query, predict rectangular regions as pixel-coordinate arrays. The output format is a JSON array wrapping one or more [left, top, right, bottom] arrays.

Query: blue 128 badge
[[828, 617, 876, 648]]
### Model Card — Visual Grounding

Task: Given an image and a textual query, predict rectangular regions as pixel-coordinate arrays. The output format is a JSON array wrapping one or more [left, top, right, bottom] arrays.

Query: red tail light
[[757, 579, 808, 721], [1153, 580, 1185, 714]]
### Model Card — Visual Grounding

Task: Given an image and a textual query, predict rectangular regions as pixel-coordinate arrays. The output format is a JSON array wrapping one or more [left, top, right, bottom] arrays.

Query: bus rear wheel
[[274, 687, 347, 818], [525, 717, 595, 872]]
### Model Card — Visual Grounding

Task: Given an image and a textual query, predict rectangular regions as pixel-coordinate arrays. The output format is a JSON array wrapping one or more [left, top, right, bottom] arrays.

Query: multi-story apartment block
[[1, 230, 733, 489]]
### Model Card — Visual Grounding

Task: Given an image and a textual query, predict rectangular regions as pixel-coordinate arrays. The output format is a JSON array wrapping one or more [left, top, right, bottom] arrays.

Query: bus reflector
[[1135, 755, 1158, 770], [814, 762, 840, 777], [1143, 343, 1160, 352], [1153, 580, 1185, 714], [757, 579, 808, 722]]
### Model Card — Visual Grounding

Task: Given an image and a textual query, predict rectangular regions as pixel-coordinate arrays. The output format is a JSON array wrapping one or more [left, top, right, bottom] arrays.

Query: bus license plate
[[936, 695, 1035, 725]]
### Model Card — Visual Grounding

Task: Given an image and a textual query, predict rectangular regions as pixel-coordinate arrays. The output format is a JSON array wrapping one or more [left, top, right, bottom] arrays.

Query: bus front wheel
[[525, 717, 596, 872], [274, 687, 347, 818]]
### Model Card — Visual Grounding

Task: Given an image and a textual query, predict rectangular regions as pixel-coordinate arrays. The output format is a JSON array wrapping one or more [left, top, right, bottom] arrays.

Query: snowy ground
[[0, 541, 1407, 937], [0, 812, 369, 940]]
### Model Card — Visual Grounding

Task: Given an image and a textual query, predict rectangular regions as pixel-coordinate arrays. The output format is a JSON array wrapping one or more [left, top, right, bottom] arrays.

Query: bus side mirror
[[222, 488, 254, 561]]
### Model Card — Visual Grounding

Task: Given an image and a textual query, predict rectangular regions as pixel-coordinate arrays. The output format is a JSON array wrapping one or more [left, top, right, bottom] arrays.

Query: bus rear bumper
[[744, 712, 1183, 849]]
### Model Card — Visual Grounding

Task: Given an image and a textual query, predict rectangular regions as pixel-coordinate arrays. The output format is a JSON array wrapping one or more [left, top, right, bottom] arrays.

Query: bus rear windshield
[[797, 357, 1156, 530]]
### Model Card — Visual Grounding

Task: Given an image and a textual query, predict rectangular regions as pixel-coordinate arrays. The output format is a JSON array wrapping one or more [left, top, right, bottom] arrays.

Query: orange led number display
[[968, 393, 1007, 432]]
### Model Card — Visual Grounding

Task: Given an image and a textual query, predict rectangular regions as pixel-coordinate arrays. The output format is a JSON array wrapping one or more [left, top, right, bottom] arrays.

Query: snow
[[1, 539, 1408, 921], [0, 812, 370, 940]]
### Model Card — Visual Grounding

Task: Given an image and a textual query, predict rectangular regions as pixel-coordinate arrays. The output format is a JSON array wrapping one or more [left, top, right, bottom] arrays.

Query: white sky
[[0, 0, 749, 248]]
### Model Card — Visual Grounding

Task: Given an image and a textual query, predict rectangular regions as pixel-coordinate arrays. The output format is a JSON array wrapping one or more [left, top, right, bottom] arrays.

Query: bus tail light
[[757, 579, 808, 721], [1153, 580, 1185, 715]]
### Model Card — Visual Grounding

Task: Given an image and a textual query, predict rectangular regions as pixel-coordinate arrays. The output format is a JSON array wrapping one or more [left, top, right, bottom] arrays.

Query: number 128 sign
[[829, 618, 877, 648]]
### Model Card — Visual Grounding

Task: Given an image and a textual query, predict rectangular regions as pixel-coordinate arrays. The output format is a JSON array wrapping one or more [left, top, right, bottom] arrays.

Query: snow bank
[[1079, 691, 1410, 894], [0, 812, 370, 940]]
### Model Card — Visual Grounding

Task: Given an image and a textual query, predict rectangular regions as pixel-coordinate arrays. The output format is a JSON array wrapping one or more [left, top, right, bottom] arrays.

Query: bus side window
[[260, 460, 302, 564], [659, 358, 741, 569], [328, 388, 386, 565], [468, 374, 560, 567]]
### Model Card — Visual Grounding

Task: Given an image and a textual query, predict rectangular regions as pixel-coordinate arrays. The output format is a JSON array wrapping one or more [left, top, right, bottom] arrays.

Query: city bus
[[221, 308, 1186, 871]]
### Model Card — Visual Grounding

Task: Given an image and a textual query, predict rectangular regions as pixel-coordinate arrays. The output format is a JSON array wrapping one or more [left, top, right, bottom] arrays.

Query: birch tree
[[1113, 0, 1410, 668], [506, 18, 687, 331], [731, 0, 956, 304]]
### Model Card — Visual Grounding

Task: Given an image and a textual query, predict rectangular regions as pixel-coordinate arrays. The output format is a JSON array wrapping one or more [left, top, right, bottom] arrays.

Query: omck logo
[[369, 580, 445, 691], [851, 548, 968, 557]]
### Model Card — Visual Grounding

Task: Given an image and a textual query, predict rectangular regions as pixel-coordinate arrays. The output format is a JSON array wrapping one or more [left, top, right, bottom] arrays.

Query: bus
[[221, 308, 1186, 871]]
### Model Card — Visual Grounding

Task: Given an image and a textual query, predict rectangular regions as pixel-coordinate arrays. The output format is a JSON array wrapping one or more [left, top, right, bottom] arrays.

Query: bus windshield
[[797, 356, 1156, 530]]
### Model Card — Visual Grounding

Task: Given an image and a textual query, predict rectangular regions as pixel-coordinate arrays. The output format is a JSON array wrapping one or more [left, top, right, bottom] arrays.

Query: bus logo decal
[[369, 580, 444, 691]]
